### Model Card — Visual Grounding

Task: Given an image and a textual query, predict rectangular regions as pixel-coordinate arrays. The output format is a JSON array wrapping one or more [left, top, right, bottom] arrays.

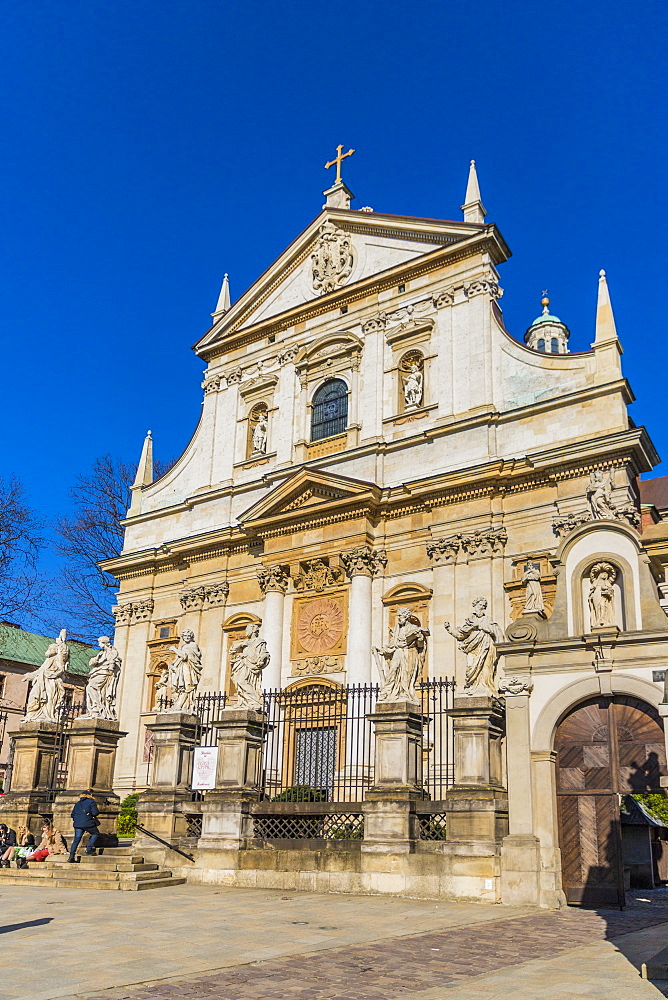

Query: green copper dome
[[530, 311, 562, 326]]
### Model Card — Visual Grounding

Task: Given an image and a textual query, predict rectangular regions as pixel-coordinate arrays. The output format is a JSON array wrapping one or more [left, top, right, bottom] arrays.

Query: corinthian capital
[[257, 564, 290, 594], [341, 545, 387, 578]]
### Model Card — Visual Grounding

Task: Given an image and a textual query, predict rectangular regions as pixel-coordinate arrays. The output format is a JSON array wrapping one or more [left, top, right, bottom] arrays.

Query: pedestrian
[[6, 826, 35, 868], [26, 821, 67, 862], [68, 788, 100, 863], [0, 824, 17, 866]]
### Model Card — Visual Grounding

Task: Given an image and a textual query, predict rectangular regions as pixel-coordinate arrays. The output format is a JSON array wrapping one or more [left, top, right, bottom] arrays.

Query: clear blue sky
[[1, 1, 666, 567]]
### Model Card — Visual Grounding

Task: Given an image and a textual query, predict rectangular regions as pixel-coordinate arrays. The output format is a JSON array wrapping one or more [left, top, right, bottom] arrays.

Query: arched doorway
[[555, 695, 667, 906]]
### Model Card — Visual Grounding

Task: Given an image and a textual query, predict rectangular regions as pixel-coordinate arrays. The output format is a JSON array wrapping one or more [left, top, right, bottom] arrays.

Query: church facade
[[106, 160, 668, 906]]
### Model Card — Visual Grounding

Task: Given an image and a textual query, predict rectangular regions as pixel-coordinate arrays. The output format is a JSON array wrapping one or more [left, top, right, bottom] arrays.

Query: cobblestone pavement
[[71, 896, 668, 1000]]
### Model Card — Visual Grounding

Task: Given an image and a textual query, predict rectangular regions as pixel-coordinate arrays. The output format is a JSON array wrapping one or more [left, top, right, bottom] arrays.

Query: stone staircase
[[0, 844, 186, 891]]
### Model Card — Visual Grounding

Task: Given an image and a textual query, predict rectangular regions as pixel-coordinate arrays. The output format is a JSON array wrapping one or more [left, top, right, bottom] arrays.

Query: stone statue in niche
[[229, 622, 270, 710], [82, 636, 122, 721], [155, 629, 203, 714], [444, 598, 504, 695], [587, 469, 618, 519], [22, 629, 69, 723], [251, 412, 268, 454], [402, 362, 423, 409], [522, 559, 545, 614], [373, 606, 429, 704], [588, 562, 617, 628]]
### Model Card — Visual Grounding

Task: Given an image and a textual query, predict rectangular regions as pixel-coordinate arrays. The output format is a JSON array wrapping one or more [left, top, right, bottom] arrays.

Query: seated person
[[26, 822, 67, 863], [0, 824, 17, 866], [10, 827, 36, 869]]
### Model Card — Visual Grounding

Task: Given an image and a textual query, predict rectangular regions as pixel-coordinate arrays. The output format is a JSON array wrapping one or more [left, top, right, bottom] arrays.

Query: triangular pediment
[[196, 208, 488, 358], [239, 468, 381, 530]]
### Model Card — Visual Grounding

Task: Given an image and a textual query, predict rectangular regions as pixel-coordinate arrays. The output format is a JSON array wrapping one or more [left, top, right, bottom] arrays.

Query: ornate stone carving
[[251, 411, 268, 455], [362, 314, 386, 335], [426, 537, 461, 565], [616, 503, 641, 528], [444, 598, 504, 695], [374, 607, 429, 704], [505, 619, 538, 643], [180, 582, 229, 611], [311, 222, 354, 294], [229, 622, 270, 710], [201, 373, 222, 394], [112, 603, 133, 626], [154, 629, 202, 713], [292, 655, 342, 676], [277, 344, 300, 365], [341, 545, 387, 578], [257, 564, 290, 594], [82, 636, 122, 721], [131, 599, 154, 622], [400, 352, 423, 409], [180, 586, 207, 611], [552, 511, 592, 537], [498, 676, 533, 696], [588, 562, 617, 628], [433, 289, 455, 308], [553, 471, 640, 537], [463, 278, 503, 300], [460, 527, 507, 557], [225, 366, 243, 384], [294, 558, 344, 592], [587, 469, 618, 519], [206, 582, 230, 606], [22, 629, 69, 723], [522, 559, 544, 614], [296, 597, 345, 655]]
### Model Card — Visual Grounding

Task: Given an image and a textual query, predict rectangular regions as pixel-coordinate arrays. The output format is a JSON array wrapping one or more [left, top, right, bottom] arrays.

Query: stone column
[[342, 545, 387, 685], [257, 565, 289, 690], [0, 722, 60, 834], [52, 718, 127, 847], [198, 709, 267, 851], [498, 680, 542, 905], [136, 713, 199, 843], [362, 701, 423, 853], [445, 695, 508, 844]]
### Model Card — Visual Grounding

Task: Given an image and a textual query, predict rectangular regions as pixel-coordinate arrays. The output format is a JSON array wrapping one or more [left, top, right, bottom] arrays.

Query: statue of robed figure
[[444, 598, 504, 695], [155, 630, 203, 714], [229, 623, 270, 710], [373, 607, 429, 704], [83, 637, 122, 721], [23, 629, 69, 723]]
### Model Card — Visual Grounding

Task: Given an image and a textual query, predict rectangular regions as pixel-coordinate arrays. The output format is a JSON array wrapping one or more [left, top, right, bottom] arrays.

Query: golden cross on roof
[[325, 144, 355, 185]]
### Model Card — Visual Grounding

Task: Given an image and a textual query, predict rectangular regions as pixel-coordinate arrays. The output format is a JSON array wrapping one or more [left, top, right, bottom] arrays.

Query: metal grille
[[294, 726, 337, 794], [252, 810, 364, 841], [185, 814, 203, 838], [419, 679, 456, 799], [417, 812, 447, 841], [310, 379, 348, 441], [45, 699, 86, 801]]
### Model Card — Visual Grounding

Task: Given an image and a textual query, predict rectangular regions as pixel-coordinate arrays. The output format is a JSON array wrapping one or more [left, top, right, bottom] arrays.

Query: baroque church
[[105, 154, 668, 907]]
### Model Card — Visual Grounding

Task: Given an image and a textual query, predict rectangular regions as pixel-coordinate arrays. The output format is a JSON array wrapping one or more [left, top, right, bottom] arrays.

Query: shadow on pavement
[[0, 917, 53, 934]]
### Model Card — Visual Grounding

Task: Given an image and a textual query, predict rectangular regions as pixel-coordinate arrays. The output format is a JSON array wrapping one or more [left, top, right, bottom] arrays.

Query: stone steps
[[0, 845, 186, 891]]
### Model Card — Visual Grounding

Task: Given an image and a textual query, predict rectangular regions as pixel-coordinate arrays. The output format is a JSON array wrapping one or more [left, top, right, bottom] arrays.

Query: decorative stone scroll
[[294, 558, 344, 592], [257, 564, 290, 594], [463, 278, 503, 300], [179, 581, 229, 611], [341, 545, 387, 578], [311, 222, 354, 294], [426, 527, 507, 565], [498, 676, 533, 696], [292, 655, 342, 676], [113, 599, 154, 626]]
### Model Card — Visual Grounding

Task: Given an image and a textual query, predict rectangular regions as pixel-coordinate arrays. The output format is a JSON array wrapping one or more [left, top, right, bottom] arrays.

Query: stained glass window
[[311, 379, 348, 441]]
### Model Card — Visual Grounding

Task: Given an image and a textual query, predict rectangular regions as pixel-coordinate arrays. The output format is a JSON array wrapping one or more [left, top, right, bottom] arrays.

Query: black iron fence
[[45, 699, 86, 801]]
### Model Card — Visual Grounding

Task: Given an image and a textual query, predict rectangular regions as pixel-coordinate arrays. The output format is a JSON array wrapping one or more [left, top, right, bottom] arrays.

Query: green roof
[[530, 312, 562, 326], [0, 625, 96, 677]]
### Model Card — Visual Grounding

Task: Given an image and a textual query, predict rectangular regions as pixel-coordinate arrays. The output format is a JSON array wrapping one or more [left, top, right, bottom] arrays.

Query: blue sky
[[1, 1, 666, 572]]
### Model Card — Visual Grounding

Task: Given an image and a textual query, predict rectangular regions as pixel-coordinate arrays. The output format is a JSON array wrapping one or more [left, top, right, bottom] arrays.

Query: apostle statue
[[444, 598, 504, 695], [23, 629, 69, 723], [373, 607, 429, 704], [158, 629, 203, 714], [522, 559, 544, 614], [229, 622, 270, 710], [252, 414, 268, 454], [82, 636, 122, 721], [586, 469, 618, 519], [588, 562, 617, 628], [403, 363, 423, 409]]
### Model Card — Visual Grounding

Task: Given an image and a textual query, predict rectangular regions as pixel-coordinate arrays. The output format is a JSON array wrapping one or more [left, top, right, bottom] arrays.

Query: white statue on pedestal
[[444, 598, 504, 695], [157, 629, 203, 714], [373, 607, 429, 704], [22, 629, 69, 723], [402, 364, 423, 409], [522, 559, 544, 614], [586, 469, 617, 519], [252, 415, 268, 454], [229, 622, 270, 710], [83, 637, 122, 721], [588, 562, 617, 628]]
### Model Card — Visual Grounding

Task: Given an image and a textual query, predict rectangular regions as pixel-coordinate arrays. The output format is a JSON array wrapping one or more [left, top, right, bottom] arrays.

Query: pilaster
[[136, 712, 199, 843]]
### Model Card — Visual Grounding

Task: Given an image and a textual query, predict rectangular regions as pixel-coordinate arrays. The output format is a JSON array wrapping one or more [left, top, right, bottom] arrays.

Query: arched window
[[551, 338, 559, 353], [311, 379, 348, 441], [537, 339, 546, 352]]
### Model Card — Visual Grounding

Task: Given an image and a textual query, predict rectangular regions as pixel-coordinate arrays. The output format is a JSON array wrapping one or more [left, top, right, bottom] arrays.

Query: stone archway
[[555, 695, 667, 907]]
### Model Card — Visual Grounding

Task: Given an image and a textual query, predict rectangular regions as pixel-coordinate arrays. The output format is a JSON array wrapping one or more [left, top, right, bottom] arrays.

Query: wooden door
[[555, 696, 666, 907]]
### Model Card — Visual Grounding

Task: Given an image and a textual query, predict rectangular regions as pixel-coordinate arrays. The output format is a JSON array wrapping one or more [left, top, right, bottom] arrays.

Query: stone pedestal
[[445, 695, 508, 844], [0, 722, 61, 835], [363, 701, 423, 853], [199, 709, 267, 850], [137, 713, 199, 844], [660, 705, 668, 789], [52, 718, 127, 848]]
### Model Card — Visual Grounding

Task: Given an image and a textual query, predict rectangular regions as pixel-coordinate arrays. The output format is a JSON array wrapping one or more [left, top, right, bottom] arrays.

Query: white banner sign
[[192, 746, 218, 790]]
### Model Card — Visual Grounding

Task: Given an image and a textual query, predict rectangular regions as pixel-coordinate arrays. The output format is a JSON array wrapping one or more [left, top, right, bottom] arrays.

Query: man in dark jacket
[[0, 824, 16, 867], [68, 790, 100, 862]]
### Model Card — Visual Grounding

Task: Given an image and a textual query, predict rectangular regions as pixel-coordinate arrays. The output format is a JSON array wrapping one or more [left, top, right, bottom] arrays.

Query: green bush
[[631, 793, 668, 825], [117, 792, 140, 837], [270, 785, 328, 802]]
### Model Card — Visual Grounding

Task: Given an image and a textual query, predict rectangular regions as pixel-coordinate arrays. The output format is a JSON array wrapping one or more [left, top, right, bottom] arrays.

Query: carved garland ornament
[[294, 559, 344, 592], [426, 527, 507, 565], [311, 223, 354, 294]]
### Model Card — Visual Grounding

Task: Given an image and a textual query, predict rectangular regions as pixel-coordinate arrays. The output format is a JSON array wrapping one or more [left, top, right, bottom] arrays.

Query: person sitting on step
[[10, 827, 36, 868], [68, 789, 100, 863], [26, 821, 67, 863], [0, 824, 17, 867]]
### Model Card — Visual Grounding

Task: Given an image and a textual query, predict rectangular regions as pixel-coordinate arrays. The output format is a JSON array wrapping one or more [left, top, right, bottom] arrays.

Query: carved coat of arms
[[311, 223, 354, 294]]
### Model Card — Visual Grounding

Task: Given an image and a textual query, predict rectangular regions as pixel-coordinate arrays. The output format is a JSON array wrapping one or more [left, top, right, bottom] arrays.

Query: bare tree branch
[[0, 477, 49, 624]]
